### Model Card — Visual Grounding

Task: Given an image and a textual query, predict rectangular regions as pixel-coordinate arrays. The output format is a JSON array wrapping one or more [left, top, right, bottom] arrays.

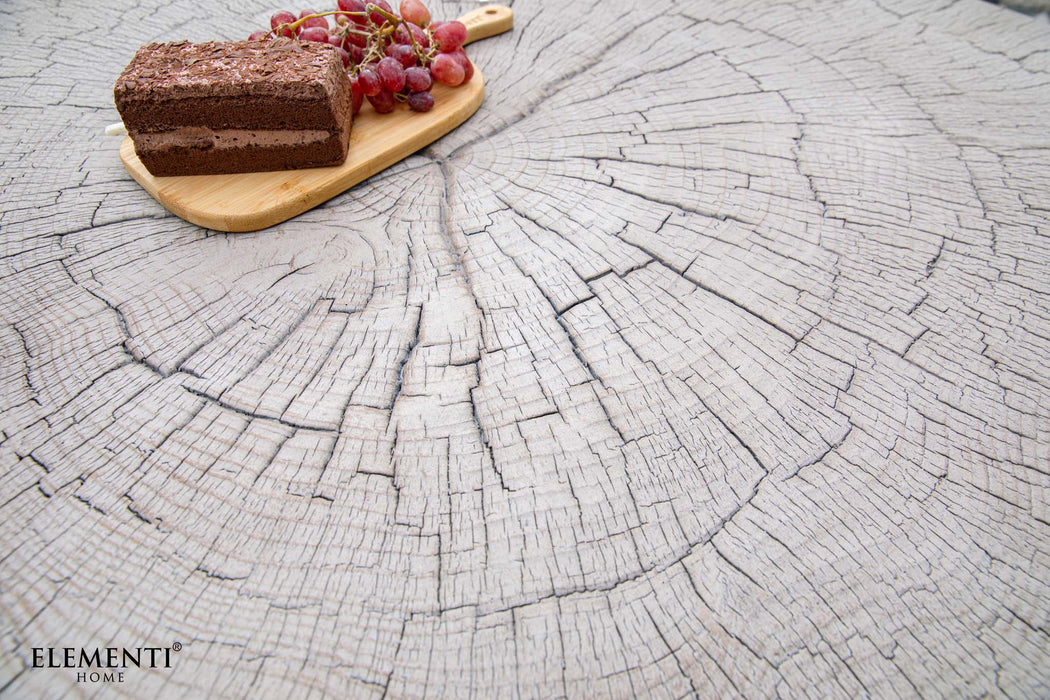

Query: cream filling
[[134, 127, 332, 151]]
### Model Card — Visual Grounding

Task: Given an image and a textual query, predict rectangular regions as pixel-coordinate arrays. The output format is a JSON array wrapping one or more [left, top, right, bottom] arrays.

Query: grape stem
[[267, 10, 366, 39], [266, 4, 445, 79], [362, 4, 430, 68]]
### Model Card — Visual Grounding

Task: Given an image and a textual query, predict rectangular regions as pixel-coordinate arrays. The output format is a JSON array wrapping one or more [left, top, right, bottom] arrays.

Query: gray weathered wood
[[2, 0, 1049, 697]]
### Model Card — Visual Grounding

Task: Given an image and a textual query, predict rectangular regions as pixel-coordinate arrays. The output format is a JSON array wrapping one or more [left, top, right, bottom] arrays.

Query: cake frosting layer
[[133, 127, 334, 151], [115, 40, 344, 102]]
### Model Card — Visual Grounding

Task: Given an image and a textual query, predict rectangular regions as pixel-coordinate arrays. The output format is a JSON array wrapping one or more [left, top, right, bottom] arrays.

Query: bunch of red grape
[[249, 0, 471, 114]]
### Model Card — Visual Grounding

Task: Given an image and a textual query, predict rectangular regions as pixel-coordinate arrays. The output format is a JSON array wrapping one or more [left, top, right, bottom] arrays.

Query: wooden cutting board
[[118, 4, 512, 232]]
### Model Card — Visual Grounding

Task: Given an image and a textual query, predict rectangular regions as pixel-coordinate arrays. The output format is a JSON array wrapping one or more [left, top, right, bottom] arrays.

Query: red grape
[[449, 48, 473, 83], [248, 30, 269, 41], [404, 65, 431, 92], [376, 56, 406, 92], [399, 0, 430, 27], [432, 21, 466, 52], [357, 68, 382, 96], [367, 89, 396, 113], [299, 26, 329, 42], [340, 24, 368, 47], [350, 78, 364, 115], [407, 91, 434, 112], [338, 0, 368, 25], [430, 52, 464, 85], [334, 46, 351, 67], [298, 10, 329, 29], [408, 22, 429, 48], [270, 10, 298, 37], [393, 23, 427, 48], [385, 43, 416, 68]]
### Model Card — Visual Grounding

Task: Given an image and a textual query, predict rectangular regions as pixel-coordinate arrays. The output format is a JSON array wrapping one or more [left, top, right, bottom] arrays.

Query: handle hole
[[485, 8, 498, 13]]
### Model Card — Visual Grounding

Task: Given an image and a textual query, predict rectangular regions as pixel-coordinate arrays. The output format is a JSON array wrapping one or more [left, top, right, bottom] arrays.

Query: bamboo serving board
[[119, 4, 512, 232]]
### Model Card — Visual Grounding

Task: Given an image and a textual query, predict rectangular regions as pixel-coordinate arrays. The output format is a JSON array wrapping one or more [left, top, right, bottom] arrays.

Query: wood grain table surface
[[1, 0, 1049, 697]]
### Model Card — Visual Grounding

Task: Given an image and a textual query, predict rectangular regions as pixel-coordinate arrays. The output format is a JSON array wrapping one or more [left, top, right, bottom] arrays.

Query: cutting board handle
[[458, 4, 514, 45]]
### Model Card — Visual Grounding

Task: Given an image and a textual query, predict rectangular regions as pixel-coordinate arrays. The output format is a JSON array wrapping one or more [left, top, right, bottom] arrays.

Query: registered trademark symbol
[[172, 642, 182, 652]]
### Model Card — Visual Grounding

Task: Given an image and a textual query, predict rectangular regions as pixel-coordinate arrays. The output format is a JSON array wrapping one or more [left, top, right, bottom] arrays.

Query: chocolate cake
[[114, 40, 353, 176]]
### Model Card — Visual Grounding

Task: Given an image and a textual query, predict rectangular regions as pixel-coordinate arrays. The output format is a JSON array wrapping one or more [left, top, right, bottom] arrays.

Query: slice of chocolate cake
[[114, 39, 352, 176]]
